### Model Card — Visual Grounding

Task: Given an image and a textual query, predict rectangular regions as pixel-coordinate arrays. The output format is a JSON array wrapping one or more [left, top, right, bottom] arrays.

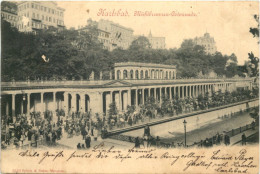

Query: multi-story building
[[147, 31, 166, 49], [16, 1, 65, 32], [83, 19, 134, 51], [194, 32, 217, 54], [1, 1, 18, 27]]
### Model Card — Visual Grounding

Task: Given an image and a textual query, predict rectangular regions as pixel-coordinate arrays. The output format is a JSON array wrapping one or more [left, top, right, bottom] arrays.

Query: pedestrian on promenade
[[171, 142, 175, 148], [242, 133, 246, 145], [143, 136, 148, 148], [85, 134, 91, 148], [156, 136, 160, 148], [93, 127, 98, 141], [135, 137, 140, 148], [224, 135, 229, 146], [144, 125, 150, 137], [77, 143, 81, 149]]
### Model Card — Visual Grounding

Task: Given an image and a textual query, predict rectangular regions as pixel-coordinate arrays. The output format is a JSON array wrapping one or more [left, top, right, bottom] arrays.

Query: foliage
[[108, 101, 118, 123], [1, 19, 244, 81], [246, 14, 259, 78]]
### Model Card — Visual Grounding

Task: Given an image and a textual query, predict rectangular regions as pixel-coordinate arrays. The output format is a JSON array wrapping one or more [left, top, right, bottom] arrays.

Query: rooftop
[[114, 62, 176, 69], [1, 78, 253, 92]]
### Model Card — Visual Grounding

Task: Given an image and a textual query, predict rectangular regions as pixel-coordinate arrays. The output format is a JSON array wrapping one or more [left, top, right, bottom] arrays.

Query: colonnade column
[[53, 92, 56, 116], [6, 102, 9, 116], [169, 87, 172, 100], [127, 90, 131, 107], [27, 93, 31, 116], [174, 87, 177, 99], [20, 100, 23, 115], [189, 86, 191, 97], [185, 86, 188, 98], [63, 92, 68, 115], [71, 92, 76, 112], [159, 87, 162, 104], [12, 94, 16, 116], [182, 86, 185, 98], [154, 88, 157, 101], [178, 86, 180, 98], [40, 92, 44, 117], [100, 92, 103, 113], [110, 91, 113, 103], [80, 93, 85, 113], [135, 89, 138, 107], [119, 90, 122, 111], [142, 89, 145, 104]]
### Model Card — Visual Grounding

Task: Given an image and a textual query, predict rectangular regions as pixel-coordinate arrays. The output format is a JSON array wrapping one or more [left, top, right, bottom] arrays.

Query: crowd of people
[[1, 110, 110, 150], [1, 112, 63, 150], [108, 88, 259, 130]]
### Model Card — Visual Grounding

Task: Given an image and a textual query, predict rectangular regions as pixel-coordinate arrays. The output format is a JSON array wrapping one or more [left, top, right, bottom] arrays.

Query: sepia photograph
[[1, 1, 259, 173]]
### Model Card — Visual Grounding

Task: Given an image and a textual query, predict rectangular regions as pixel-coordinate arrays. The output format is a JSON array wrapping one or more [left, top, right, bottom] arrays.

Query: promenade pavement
[[230, 127, 259, 145]]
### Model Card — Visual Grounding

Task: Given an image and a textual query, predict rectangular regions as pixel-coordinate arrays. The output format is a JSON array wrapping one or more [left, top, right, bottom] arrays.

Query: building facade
[[82, 19, 134, 51], [194, 33, 217, 54], [1, 1, 18, 28], [1, 62, 253, 120], [147, 31, 166, 49], [98, 19, 134, 50], [114, 62, 176, 80], [16, 1, 65, 32]]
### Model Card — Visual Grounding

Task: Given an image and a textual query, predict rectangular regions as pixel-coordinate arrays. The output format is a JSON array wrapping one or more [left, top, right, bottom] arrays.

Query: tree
[[249, 15, 259, 39], [247, 52, 259, 77], [108, 101, 118, 123], [129, 36, 151, 50], [247, 14, 259, 77]]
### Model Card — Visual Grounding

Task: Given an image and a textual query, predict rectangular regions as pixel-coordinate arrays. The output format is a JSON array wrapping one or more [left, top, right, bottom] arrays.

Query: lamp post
[[183, 119, 187, 147]]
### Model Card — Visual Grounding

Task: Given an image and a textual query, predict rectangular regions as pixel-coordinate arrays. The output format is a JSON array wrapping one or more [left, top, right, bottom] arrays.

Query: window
[[41, 6, 43, 11], [49, 17, 51, 22], [37, 14, 39, 19], [46, 16, 48, 21], [27, 12, 29, 17], [27, 3, 29, 8], [24, 4, 26, 9], [48, 8, 50, 13], [52, 9, 54, 14], [42, 15, 44, 20], [33, 13, 35, 18], [32, 3, 34, 8], [44, 7, 46, 12]]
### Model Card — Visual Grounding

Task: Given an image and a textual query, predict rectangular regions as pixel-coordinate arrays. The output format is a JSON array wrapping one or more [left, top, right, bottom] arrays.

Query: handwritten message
[[2, 143, 258, 173]]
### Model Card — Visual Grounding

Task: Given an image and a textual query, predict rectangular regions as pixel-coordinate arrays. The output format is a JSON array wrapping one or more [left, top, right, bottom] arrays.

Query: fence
[[109, 122, 256, 149]]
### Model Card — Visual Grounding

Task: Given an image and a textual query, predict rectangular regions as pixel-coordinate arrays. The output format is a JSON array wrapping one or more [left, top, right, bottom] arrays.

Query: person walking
[[135, 137, 140, 148], [242, 133, 247, 145], [85, 134, 91, 148], [144, 125, 150, 137], [156, 136, 160, 148], [93, 127, 98, 141]]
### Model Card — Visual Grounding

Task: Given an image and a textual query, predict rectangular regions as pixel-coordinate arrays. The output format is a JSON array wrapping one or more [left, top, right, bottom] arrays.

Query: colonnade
[[1, 82, 234, 117], [116, 68, 176, 80]]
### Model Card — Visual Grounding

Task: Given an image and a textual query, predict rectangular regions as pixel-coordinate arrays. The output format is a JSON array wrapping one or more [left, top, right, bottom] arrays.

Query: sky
[[56, 1, 259, 65]]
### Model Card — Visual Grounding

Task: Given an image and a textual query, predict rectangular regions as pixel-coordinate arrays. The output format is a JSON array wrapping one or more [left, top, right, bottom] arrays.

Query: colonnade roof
[[1, 78, 253, 92], [114, 62, 176, 69]]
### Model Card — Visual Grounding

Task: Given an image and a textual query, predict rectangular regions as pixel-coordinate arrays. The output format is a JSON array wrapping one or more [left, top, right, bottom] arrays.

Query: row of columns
[[116, 68, 176, 80], [3, 83, 233, 117]]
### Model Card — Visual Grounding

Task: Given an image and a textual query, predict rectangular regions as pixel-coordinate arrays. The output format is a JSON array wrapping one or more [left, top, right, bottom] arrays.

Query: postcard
[[1, 1, 259, 173]]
